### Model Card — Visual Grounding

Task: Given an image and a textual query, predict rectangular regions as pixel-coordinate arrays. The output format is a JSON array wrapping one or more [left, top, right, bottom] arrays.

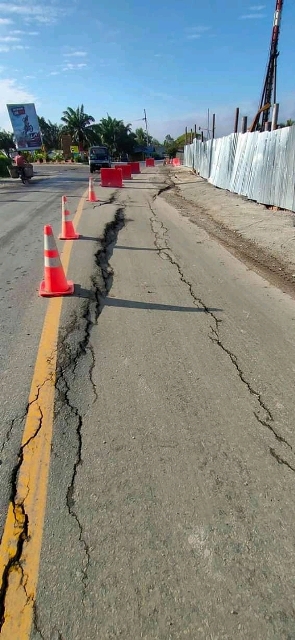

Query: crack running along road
[[0, 205, 125, 634], [149, 197, 295, 473], [0, 190, 94, 636]]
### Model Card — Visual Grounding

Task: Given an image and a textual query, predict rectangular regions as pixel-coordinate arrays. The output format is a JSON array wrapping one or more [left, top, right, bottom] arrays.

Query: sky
[[0, 0, 294, 141]]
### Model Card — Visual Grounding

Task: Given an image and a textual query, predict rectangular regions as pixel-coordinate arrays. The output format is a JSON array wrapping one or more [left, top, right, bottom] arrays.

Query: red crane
[[251, 0, 284, 131]]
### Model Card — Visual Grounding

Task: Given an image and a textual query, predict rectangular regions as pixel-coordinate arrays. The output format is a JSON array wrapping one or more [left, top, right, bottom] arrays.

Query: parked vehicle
[[89, 146, 111, 173]]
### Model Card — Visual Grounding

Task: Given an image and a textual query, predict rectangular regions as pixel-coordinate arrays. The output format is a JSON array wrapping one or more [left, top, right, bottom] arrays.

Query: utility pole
[[143, 109, 150, 152], [234, 107, 240, 133], [272, 103, 279, 130]]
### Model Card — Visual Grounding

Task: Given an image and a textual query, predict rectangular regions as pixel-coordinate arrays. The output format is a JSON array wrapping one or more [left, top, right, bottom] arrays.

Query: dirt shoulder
[[159, 166, 295, 299]]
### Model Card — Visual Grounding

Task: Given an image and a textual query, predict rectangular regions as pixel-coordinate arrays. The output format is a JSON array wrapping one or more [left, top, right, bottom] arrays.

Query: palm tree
[[38, 117, 63, 151], [61, 105, 96, 150], [278, 119, 295, 129], [135, 127, 147, 147], [97, 115, 136, 158]]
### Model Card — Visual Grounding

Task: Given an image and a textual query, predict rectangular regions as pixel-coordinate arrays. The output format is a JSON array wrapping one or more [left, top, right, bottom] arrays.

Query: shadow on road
[[79, 235, 100, 241], [123, 186, 160, 190], [73, 287, 222, 314], [105, 298, 222, 313], [115, 246, 157, 251], [74, 285, 95, 300]]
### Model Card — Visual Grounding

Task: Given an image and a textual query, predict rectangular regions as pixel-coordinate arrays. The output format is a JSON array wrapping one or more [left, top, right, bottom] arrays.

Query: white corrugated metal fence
[[183, 127, 295, 212]]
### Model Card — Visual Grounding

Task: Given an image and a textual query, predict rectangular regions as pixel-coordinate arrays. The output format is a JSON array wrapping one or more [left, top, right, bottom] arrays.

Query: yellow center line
[[0, 188, 89, 639]]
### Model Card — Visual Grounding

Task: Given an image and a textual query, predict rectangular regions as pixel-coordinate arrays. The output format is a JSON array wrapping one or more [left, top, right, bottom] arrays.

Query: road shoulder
[[162, 167, 295, 298]]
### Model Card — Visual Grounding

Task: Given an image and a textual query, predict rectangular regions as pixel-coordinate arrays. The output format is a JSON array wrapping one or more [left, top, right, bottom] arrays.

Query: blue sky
[[0, 0, 294, 140]]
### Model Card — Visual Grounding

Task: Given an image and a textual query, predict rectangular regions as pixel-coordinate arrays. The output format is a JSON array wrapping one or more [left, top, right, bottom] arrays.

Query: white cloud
[[64, 51, 87, 57], [0, 46, 9, 52], [63, 62, 87, 71], [249, 4, 266, 9], [240, 13, 266, 19], [0, 78, 36, 130], [185, 26, 211, 40], [0, 18, 13, 24], [0, 36, 20, 42], [49, 71, 60, 75], [186, 26, 211, 33], [0, 2, 64, 24], [10, 29, 39, 35]]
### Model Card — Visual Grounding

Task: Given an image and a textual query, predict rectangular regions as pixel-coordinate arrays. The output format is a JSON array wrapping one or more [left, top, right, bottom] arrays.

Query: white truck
[[89, 146, 111, 173]]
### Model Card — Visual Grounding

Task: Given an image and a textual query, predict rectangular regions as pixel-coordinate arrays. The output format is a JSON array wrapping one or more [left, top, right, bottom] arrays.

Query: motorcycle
[[18, 168, 31, 185], [9, 164, 33, 184]]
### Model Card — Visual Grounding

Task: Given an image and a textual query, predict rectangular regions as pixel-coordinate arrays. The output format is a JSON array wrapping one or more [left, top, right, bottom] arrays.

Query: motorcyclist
[[14, 150, 26, 181]]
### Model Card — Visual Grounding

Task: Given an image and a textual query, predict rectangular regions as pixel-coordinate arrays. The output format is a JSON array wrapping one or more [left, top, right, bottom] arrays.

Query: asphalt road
[[0, 163, 91, 534], [1, 164, 295, 639]]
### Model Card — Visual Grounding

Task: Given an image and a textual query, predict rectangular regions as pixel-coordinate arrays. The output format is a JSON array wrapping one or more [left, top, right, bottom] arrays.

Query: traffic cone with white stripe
[[58, 195, 79, 240], [39, 225, 74, 297], [87, 176, 99, 202]]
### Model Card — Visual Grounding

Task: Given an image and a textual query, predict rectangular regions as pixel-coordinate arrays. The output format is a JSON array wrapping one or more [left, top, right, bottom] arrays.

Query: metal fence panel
[[183, 126, 295, 212]]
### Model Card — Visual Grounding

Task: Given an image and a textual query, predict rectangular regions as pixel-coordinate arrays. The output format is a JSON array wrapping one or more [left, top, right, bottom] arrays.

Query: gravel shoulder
[[162, 166, 295, 298]]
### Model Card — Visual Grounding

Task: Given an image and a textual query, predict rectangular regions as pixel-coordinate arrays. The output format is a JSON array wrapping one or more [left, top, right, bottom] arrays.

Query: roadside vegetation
[[0, 104, 192, 166]]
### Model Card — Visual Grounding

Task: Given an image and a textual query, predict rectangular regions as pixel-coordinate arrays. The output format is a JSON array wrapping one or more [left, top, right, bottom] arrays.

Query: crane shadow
[[104, 298, 222, 313], [73, 286, 222, 315]]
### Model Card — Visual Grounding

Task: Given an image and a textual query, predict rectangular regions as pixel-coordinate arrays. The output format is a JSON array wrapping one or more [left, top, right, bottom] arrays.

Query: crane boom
[[258, 0, 284, 130]]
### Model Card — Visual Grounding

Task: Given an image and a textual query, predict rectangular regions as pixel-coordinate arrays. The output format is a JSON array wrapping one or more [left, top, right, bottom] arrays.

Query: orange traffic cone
[[87, 176, 99, 202], [58, 195, 79, 240], [39, 225, 74, 297]]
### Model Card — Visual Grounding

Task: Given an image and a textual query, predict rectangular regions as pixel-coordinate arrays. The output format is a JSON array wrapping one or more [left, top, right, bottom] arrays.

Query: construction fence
[[183, 126, 295, 212]]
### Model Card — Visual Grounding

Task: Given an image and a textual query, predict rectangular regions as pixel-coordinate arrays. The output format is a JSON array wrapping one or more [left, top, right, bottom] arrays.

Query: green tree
[[163, 134, 179, 158], [0, 129, 16, 157], [278, 119, 295, 128], [176, 132, 201, 149], [97, 115, 136, 157], [135, 127, 153, 146], [164, 134, 174, 146], [38, 117, 63, 151], [61, 105, 97, 149]]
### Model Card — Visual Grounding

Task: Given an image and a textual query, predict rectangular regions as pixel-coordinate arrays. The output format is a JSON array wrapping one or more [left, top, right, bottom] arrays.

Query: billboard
[[6, 103, 42, 150]]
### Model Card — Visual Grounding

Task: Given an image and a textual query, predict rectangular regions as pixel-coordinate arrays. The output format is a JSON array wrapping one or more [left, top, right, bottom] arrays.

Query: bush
[[22, 151, 34, 163], [50, 151, 64, 162], [0, 153, 12, 177]]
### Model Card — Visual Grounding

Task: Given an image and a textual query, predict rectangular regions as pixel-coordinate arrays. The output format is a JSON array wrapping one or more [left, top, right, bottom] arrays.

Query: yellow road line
[[0, 189, 88, 639]]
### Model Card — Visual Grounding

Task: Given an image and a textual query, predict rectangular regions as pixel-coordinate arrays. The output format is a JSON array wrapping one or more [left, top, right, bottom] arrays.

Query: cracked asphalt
[[1, 164, 295, 639], [0, 163, 92, 535]]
